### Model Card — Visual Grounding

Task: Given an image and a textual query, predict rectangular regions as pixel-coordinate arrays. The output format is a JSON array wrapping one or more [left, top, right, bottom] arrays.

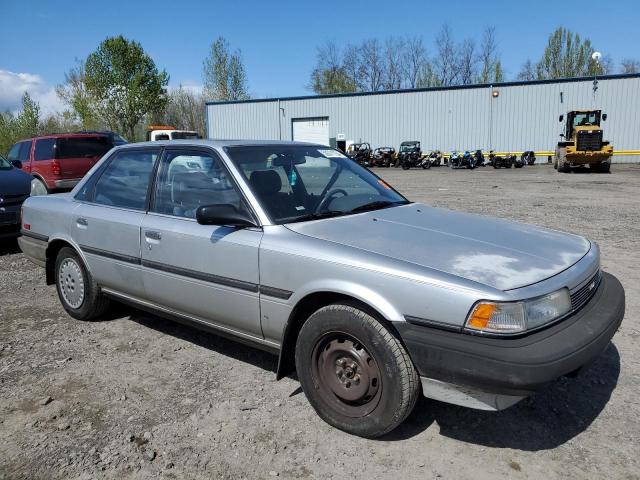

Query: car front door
[[73, 147, 161, 299], [140, 147, 263, 338]]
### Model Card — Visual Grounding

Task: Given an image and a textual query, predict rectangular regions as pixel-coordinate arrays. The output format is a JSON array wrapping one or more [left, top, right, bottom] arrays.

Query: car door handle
[[76, 217, 88, 227], [145, 231, 162, 241]]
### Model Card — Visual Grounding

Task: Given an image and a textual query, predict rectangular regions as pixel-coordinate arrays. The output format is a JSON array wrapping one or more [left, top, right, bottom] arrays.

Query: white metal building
[[206, 74, 640, 163]]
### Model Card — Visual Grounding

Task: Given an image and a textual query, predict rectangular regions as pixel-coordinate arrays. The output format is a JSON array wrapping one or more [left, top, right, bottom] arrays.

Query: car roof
[[17, 132, 110, 142], [116, 139, 332, 149]]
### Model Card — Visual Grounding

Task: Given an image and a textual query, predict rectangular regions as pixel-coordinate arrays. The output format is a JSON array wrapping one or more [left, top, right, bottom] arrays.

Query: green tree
[[84, 35, 169, 140], [203, 37, 250, 100], [536, 27, 604, 79], [0, 93, 42, 155]]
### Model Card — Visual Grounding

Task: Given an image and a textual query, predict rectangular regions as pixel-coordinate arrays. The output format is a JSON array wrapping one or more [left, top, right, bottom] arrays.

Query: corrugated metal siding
[[206, 76, 640, 163]]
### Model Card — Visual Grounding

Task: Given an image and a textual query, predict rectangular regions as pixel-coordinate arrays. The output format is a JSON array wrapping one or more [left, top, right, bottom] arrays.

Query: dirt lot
[[1, 164, 639, 480]]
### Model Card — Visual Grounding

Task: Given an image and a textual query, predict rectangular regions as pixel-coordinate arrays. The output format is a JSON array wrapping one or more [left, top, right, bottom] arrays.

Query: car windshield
[[400, 144, 418, 152], [226, 145, 409, 224], [0, 154, 11, 169]]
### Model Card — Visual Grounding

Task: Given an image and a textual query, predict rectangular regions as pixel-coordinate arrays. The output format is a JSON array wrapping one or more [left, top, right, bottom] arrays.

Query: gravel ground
[[1, 164, 639, 480]]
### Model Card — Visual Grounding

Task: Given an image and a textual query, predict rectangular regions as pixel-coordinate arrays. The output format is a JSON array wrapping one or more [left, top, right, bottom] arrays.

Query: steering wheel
[[315, 188, 348, 213]]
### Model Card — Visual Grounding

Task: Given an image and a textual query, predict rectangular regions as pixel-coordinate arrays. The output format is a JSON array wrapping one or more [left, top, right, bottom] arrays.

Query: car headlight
[[465, 288, 571, 334]]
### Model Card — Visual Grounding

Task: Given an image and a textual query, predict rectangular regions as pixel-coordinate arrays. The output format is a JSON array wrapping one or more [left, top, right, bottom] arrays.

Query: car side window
[[7, 143, 21, 161], [92, 149, 159, 210], [152, 150, 243, 219], [18, 141, 32, 161], [34, 139, 56, 161]]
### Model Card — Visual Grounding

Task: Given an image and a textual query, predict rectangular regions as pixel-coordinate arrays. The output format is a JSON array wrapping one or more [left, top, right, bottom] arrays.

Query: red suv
[[6, 133, 119, 195]]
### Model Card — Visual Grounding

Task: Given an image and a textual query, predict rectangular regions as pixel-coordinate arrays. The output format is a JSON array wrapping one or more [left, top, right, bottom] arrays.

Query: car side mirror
[[602, 114, 607, 121], [559, 115, 564, 122], [196, 204, 258, 228], [11, 160, 22, 169]]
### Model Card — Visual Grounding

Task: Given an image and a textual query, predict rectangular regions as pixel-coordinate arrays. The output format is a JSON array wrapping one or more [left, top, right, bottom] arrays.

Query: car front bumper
[[394, 272, 625, 409]]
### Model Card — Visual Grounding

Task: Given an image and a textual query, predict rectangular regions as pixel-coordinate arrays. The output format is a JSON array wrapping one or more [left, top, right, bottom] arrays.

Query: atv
[[397, 141, 425, 169], [346, 143, 372, 166], [371, 147, 395, 167]]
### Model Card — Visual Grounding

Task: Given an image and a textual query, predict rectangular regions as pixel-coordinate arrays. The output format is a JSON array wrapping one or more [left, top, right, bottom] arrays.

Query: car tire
[[55, 247, 110, 321], [31, 177, 49, 196], [295, 303, 420, 438]]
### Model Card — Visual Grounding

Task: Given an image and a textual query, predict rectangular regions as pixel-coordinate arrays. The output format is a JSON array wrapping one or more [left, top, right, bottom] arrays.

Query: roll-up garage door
[[292, 117, 329, 146]]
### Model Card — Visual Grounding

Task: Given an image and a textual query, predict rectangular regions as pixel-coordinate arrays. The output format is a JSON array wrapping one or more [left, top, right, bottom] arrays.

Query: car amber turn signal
[[467, 303, 496, 329]]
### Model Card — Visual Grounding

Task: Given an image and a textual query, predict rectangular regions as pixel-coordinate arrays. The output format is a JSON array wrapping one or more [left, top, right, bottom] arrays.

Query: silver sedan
[[18, 140, 625, 438]]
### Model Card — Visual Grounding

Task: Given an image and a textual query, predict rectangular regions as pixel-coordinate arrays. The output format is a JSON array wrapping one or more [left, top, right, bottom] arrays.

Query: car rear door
[[140, 147, 263, 338], [73, 147, 161, 299], [55, 135, 112, 180]]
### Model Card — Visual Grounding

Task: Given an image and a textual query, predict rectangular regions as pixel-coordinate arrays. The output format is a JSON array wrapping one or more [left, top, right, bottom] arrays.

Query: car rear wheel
[[55, 247, 110, 321], [295, 303, 419, 438], [31, 178, 49, 196]]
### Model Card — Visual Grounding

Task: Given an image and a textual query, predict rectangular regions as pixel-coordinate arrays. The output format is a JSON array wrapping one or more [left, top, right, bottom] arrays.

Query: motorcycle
[[473, 149, 486, 166], [513, 153, 525, 168], [490, 151, 513, 169], [522, 150, 536, 165], [449, 150, 476, 169], [428, 150, 443, 167]]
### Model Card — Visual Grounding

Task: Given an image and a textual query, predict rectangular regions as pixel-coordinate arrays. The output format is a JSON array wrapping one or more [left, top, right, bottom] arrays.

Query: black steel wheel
[[295, 303, 419, 438]]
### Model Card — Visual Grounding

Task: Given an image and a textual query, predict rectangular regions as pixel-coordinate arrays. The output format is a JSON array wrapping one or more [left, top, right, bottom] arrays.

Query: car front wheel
[[295, 303, 419, 438], [55, 247, 110, 320]]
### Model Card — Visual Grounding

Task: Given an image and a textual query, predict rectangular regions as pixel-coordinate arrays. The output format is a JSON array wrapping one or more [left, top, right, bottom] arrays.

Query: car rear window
[[34, 139, 56, 161], [56, 136, 113, 159]]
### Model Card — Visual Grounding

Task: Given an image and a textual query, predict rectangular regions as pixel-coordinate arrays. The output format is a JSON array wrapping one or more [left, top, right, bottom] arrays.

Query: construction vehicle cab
[[555, 110, 613, 173], [146, 125, 201, 142]]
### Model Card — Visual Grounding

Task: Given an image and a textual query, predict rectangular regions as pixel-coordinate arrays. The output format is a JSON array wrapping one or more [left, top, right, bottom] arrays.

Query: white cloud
[[0, 69, 64, 116]]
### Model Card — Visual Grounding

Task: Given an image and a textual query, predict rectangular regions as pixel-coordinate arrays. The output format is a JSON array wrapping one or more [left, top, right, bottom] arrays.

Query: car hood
[[286, 204, 591, 290], [0, 167, 31, 196]]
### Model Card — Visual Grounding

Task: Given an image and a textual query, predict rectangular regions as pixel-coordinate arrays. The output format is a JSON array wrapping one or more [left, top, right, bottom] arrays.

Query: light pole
[[592, 51, 602, 106]]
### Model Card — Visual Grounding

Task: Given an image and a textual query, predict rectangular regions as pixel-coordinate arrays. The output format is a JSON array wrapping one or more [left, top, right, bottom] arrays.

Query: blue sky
[[0, 0, 638, 113]]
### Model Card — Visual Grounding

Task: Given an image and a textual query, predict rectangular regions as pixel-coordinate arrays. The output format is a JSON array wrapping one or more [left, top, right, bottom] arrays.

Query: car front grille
[[570, 270, 602, 312], [0, 212, 18, 225], [576, 131, 603, 151], [0, 193, 29, 207]]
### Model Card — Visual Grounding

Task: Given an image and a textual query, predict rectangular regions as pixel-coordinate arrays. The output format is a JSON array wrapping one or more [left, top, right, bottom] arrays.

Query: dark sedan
[[0, 154, 31, 239]]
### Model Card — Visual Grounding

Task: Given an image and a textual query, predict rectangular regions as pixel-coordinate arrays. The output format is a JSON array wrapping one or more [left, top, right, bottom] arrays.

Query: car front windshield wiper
[[349, 200, 410, 213], [287, 210, 346, 223]]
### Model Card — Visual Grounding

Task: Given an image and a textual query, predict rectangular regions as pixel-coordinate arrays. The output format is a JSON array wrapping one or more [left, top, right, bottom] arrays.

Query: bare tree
[[403, 36, 427, 88], [517, 59, 536, 81], [477, 27, 500, 83], [358, 39, 385, 91], [308, 41, 356, 94], [342, 43, 362, 90], [157, 86, 206, 136], [56, 59, 101, 129], [620, 58, 640, 74], [432, 25, 459, 86], [382, 37, 406, 90], [458, 39, 477, 85]]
